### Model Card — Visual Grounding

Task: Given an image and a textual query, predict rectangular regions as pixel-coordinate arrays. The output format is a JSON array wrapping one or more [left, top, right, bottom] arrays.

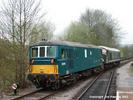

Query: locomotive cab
[[29, 46, 58, 75], [28, 44, 74, 88], [28, 45, 60, 88]]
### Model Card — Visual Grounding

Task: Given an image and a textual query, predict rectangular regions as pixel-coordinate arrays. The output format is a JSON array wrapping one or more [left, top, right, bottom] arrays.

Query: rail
[[76, 72, 104, 100], [11, 88, 57, 100], [76, 70, 115, 100], [103, 71, 114, 100]]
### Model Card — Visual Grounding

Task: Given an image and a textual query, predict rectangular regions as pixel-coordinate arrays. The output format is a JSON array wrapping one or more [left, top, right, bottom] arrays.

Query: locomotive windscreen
[[47, 46, 56, 57], [32, 47, 38, 57], [31, 46, 56, 58]]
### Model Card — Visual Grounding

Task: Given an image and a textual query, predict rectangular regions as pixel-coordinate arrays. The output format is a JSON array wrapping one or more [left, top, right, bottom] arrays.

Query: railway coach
[[27, 40, 103, 89], [99, 46, 121, 66]]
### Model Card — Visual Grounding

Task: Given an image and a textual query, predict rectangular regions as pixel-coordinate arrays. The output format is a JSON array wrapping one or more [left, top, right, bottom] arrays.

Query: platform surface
[[117, 61, 133, 100]]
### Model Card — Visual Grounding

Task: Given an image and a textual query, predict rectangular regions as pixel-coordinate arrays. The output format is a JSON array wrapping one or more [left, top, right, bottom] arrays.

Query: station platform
[[117, 61, 133, 100]]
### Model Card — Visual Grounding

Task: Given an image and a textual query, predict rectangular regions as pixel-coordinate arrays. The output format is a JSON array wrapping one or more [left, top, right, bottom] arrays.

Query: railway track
[[75, 69, 116, 100], [74, 59, 133, 100], [103, 71, 115, 100], [11, 88, 57, 100]]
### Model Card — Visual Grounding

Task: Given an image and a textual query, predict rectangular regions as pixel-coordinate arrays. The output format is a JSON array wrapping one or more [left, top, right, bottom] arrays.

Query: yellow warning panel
[[31, 65, 58, 74]]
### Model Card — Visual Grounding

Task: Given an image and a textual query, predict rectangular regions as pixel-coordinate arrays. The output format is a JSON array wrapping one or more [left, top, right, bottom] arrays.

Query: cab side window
[[61, 49, 67, 59]]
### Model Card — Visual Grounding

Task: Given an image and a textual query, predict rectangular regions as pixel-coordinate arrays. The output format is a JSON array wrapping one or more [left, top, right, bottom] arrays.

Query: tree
[[65, 22, 89, 43], [0, 0, 48, 87], [30, 22, 54, 43], [0, 39, 15, 91], [64, 9, 120, 47], [120, 45, 133, 58]]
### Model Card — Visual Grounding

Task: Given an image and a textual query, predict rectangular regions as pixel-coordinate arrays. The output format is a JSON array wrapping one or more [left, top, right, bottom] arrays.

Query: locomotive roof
[[99, 46, 120, 52], [31, 40, 99, 48]]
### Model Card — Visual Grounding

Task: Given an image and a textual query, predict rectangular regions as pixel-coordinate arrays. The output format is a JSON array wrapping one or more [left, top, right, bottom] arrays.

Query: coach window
[[85, 49, 87, 58], [61, 49, 67, 59], [90, 51, 92, 55], [109, 53, 112, 60], [40, 47, 45, 57]]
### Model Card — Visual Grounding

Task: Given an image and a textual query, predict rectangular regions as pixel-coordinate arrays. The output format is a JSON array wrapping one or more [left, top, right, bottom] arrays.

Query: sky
[[42, 0, 133, 45], [0, 0, 132, 45]]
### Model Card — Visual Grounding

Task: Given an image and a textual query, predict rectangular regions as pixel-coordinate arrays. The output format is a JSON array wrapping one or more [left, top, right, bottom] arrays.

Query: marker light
[[51, 58, 54, 64], [31, 59, 34, 64]]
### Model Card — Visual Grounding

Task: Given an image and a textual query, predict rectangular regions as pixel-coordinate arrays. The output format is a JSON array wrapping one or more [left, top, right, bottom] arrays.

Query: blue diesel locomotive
[[27, 40, 120, 89]]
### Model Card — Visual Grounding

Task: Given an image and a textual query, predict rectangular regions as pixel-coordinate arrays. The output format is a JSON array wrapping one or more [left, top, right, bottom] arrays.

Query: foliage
[[30, 22, 54, 43], [0, 0, 53, 89], [120, 45, 133, 58], [0, 39, 16, 91], [64, 9, 120, 47], [65, 22, 90, 43]]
